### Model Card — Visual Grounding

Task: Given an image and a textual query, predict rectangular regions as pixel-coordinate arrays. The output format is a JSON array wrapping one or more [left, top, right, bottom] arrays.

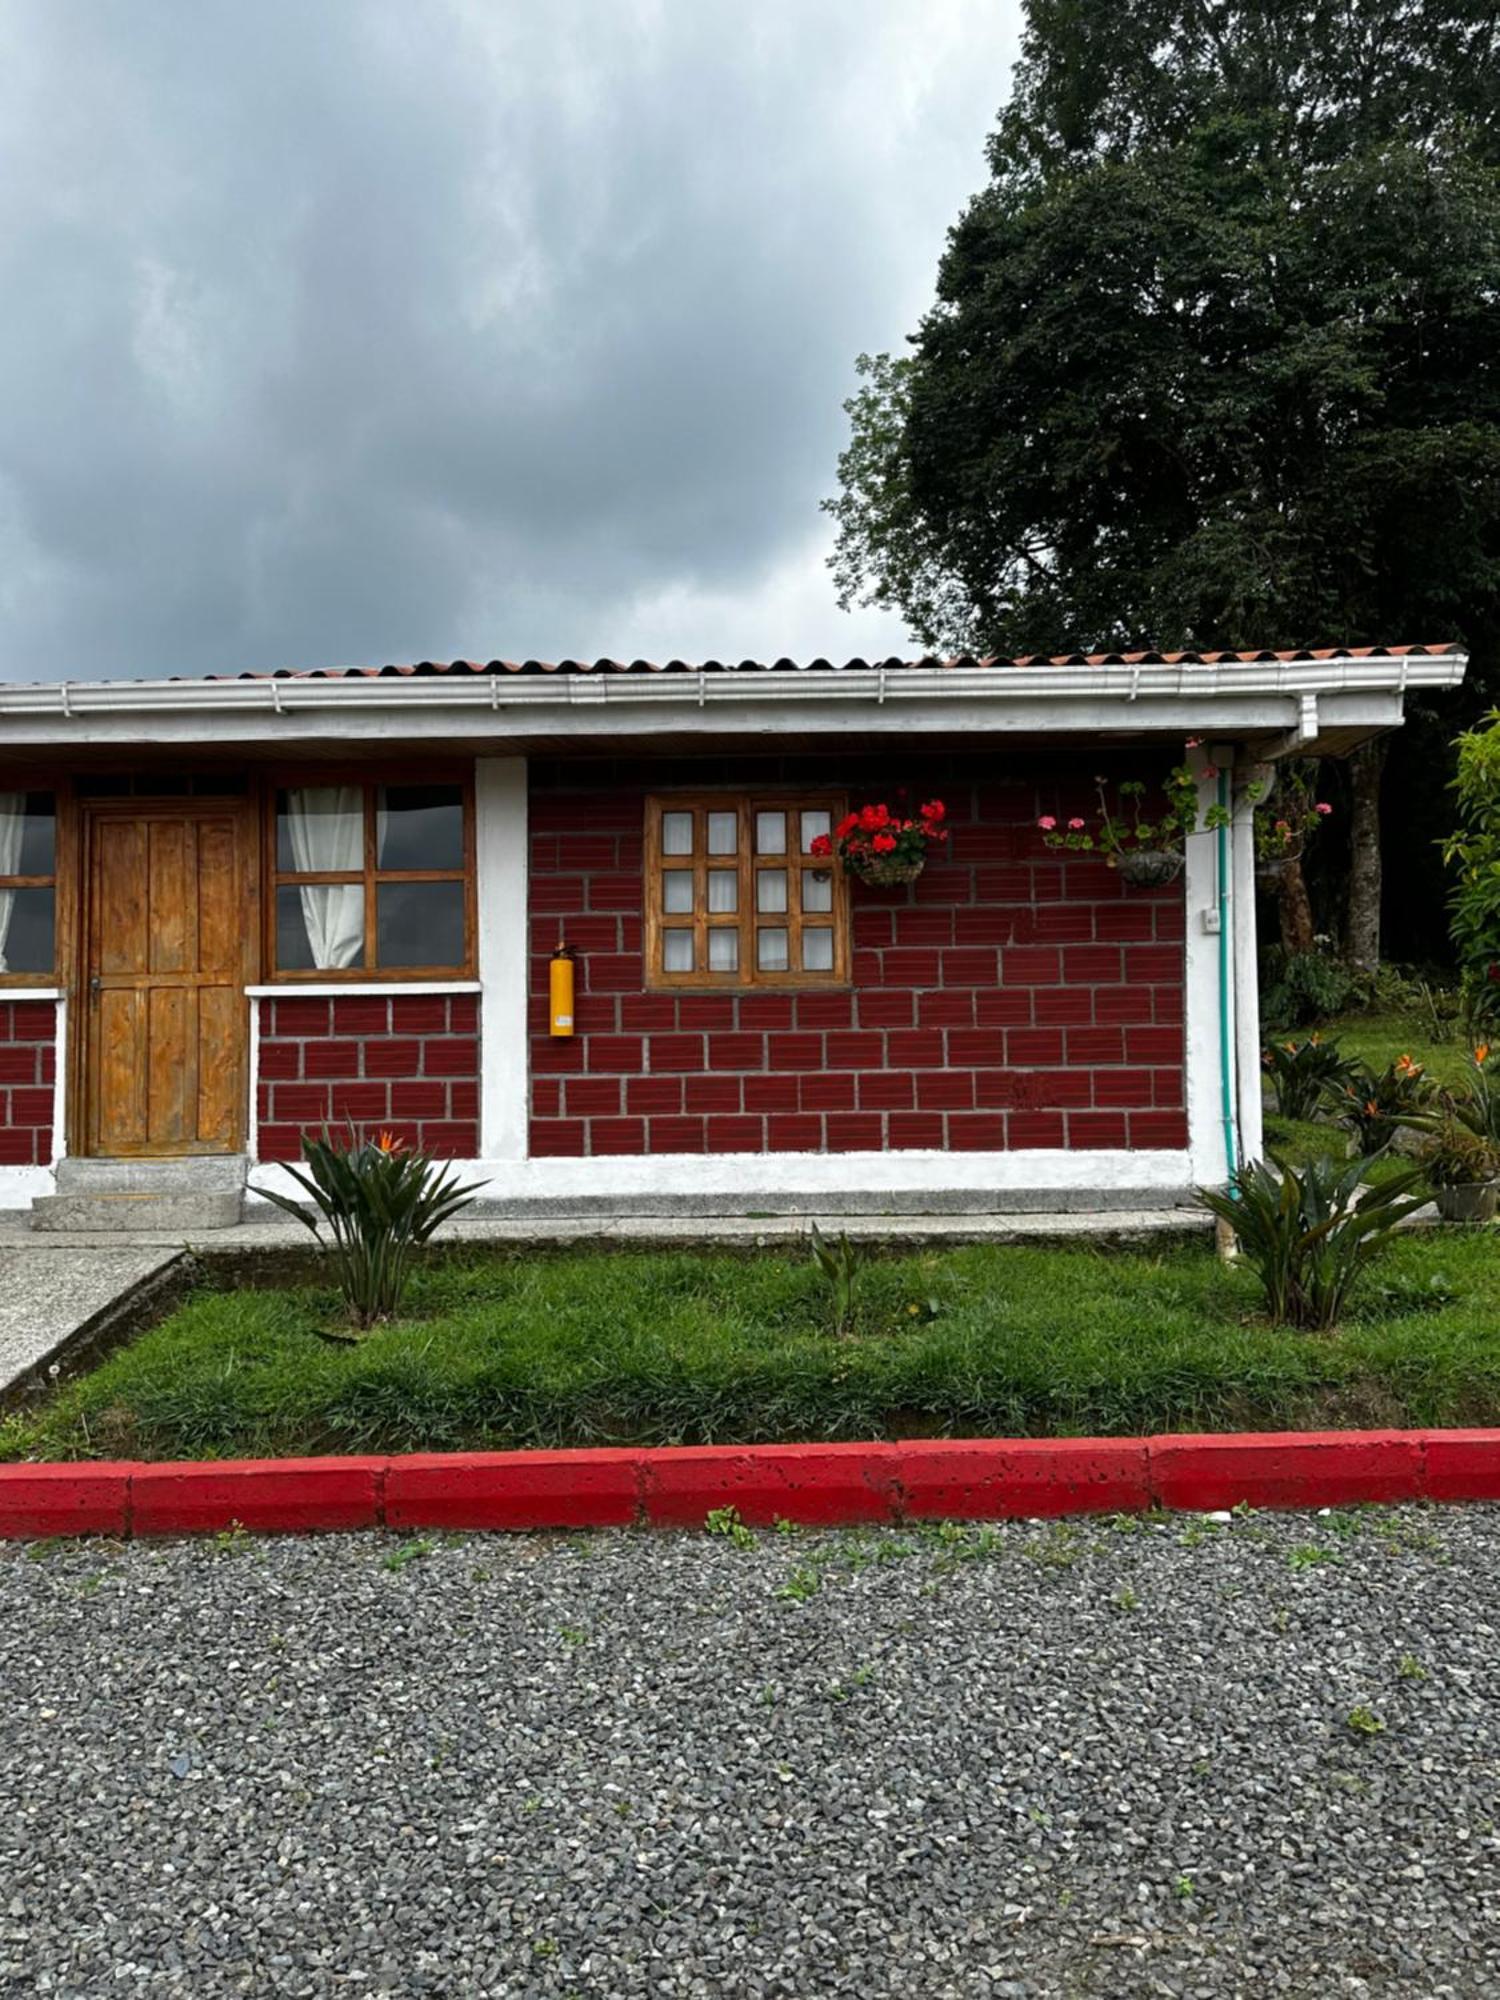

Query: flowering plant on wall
[[811, 798, 948, 887], [1254, 765, 1332, 873], [1038, 762, 1228, 887]]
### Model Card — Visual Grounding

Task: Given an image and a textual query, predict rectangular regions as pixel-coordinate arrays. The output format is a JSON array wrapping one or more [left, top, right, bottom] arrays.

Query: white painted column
[[1183, 747, 1230, 1186], [1232, 766, 1266, 1166], [475, 756, 530, 1162]]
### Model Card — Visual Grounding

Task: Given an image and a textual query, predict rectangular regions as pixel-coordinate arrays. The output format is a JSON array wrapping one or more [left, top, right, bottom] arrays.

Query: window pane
[[757, 927, 789, 972], [663, 929, 694, 972], [707, 869, 738, 913], [756, 869, 787, 913], [801, 870, 833, 913], [376, 881, 465, 968], [800, 809, 831, 854], [707, 811, 738, 855], [277, 883, 366, 971], [276, 786, 365, 874], [0, 793, 56, 878], [377, 784, 463, 871], [663, 870, 694, 914], [708, 930, 739, 972], [662, 811, 693, 856], [802, 927, 834, 972], [0, 886, 53, 974], [755, 810, 786, 855]]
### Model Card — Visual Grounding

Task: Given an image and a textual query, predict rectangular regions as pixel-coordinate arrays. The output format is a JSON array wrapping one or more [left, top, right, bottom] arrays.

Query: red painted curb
[[1148, 1430, 1425, 1513], [131, 1458, 385, 1537], [896, 1438, 1151, 1521], [2, 1429, 1500, 1540], [640, 1442, 901, 1528], [385, 1449, 641, 1532], [0, 1462, 132, 1540]]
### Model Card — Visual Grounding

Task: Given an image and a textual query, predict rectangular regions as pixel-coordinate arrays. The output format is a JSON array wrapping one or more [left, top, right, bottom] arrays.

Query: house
[[0, 644, 1467, 1226]]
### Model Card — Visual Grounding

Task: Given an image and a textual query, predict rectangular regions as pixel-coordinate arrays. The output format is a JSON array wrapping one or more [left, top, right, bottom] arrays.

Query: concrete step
[[55, 1155, 248, 1196], [29, 1190, 243, 1233]]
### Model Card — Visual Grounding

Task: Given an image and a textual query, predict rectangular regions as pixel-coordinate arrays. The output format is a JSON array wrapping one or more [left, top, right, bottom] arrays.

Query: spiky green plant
[[260, 1129, 485, 1330], [1198, 1152, 1426, 1331], [1260, 1034, 1357, 1121], [809, 1221, 864, 1339]]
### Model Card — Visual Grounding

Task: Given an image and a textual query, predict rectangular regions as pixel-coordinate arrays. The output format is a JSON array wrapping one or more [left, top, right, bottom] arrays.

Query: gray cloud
[[0, 0, 1021, 678]]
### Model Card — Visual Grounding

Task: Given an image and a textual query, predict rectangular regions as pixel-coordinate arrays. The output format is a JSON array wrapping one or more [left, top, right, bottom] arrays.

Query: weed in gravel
[[1288, 1543, 1340, 1571], [706, 1506, 755, 1549], [780, 1565, 821, 1602], [1345, 1705, 1387, 1737], [1178, 1519, 1222, 1549], [1398, 1654, 1429, 1682], [382, 1537, 435, 1572], [559, 1625, 587, 1646], [1113, 1584, 1140, 1613], [1025, 1524, 1086, 1569]]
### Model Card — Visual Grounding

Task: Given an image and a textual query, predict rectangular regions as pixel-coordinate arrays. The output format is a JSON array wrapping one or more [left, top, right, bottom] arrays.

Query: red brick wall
[[528, 755, 1187, 1158], [256, 992, 480, 1162], [0, 1000, 56, 1166]]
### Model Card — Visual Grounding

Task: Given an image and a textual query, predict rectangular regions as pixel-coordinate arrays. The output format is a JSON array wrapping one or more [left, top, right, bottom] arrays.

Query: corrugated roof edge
[[199, 643, 1466, 684]]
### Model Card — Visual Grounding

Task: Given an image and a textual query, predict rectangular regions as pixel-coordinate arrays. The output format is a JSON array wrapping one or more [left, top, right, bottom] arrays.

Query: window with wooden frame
[[645, 794, 848, 988], [0, 790, 57, 983], [269, 777, 474, 979]]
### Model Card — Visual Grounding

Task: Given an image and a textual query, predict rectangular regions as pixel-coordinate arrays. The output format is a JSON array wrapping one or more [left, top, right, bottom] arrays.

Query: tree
[[827, 0, 1500, 968]]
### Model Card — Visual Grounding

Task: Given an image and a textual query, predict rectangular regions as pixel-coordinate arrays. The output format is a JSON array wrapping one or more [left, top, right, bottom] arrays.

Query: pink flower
[[1067, 817, 1085, 831], [1200, 763, 1219, 780], [1185, 736, 1203, 749], [1315, 802, 1332, 816], [1037, 815, 1057, 831]]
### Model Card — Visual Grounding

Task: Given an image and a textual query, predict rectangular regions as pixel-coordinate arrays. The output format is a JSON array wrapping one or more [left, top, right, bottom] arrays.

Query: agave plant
[[261, 1129, 486, 1331], [1198, 1152, 1426, 1331], [1260, 1034, 1356, 1121]]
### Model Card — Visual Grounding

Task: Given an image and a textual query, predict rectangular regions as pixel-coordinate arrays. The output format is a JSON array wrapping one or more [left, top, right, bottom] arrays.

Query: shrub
[[261, 1130, 486, 1331], [1198, 1152, 1427, 1331], [1260, 1035, 1356, 1121], [1260, 946, 1359, 1028], [1321, 1054, 1435, 1154]]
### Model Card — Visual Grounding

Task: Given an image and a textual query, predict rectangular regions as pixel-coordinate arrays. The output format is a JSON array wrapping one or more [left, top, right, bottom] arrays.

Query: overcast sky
[[0, 1, 1021, 681]]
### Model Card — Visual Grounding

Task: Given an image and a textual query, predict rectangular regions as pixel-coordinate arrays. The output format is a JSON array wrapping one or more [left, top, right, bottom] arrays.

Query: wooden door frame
[[70, 794, 261, 1159]]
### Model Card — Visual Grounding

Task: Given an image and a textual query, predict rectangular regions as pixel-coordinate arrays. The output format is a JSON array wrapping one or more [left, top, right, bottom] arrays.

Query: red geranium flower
[[919, 799, 946, 823], [809, 832, 832, 857], [872, 831, 897, 853]]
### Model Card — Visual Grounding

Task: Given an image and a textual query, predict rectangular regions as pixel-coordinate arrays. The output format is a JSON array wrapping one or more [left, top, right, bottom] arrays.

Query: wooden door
[[81, 802, 251, 1156]]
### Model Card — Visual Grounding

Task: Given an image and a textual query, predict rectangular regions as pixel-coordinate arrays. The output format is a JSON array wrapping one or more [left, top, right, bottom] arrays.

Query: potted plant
[[1415, 1118, 1500, 1223], [1038, 761, 1228, 888], [1255, 767, 1334, 883], [1398, 1045, 1500, 1219], [814, 798, 948, 888]]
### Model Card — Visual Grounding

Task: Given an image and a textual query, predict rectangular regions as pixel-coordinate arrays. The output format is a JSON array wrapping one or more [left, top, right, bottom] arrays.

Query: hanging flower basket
[[813, 797, 948, 891], [846, 850, 928, 888], [1115, 848, 1184, 889]]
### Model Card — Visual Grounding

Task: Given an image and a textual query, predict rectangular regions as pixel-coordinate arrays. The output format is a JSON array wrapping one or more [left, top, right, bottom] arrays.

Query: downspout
[[1217, 763, 1239, 1186]]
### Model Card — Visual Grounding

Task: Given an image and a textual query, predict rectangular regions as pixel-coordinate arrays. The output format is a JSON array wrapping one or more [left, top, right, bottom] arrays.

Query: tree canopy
[[829, 1, 1500, 673]]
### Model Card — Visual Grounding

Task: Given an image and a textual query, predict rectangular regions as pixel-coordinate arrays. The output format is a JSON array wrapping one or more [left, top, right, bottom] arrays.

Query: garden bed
[[5, 1234, 1500, 1464]]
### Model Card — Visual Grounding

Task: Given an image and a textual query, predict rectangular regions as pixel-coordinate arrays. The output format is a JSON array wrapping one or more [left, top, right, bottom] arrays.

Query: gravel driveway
[[3, 1504, 1499, 1998]]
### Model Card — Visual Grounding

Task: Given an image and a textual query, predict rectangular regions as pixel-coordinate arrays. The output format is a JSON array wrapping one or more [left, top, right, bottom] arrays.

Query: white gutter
[[0, 653, 1468, 719]]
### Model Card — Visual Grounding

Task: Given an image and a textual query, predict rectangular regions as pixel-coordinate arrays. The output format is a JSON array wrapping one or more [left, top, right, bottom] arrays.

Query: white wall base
[[243, 1146, 1196, 1213]]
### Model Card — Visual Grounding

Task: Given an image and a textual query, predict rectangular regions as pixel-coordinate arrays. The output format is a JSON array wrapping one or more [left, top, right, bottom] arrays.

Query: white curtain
[[286, 786, 364, 969], [0, 794, 23, 974]]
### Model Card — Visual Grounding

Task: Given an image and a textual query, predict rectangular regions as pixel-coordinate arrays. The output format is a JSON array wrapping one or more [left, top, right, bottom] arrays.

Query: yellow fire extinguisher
[[549, 940, 575, 1037]]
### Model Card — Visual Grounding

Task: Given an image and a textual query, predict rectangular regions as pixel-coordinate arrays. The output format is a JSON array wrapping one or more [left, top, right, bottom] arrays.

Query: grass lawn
[[5, 1232, 1500, 1464]]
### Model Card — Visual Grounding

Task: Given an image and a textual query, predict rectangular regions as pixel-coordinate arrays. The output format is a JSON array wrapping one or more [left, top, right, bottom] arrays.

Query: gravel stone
[[2, 1504, 1499, 1997]]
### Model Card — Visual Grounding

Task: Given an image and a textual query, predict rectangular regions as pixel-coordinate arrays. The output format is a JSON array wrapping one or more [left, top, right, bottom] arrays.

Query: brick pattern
[[528, 756, 1187, 1157], [256, 993, 479, 1162], [0, 1000, 56, 1166]]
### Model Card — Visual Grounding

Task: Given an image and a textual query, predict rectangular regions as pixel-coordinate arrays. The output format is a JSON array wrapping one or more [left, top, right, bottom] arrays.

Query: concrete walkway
[[0, 1246, 186, 1401], [0, 1203, 1210, 1257]]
